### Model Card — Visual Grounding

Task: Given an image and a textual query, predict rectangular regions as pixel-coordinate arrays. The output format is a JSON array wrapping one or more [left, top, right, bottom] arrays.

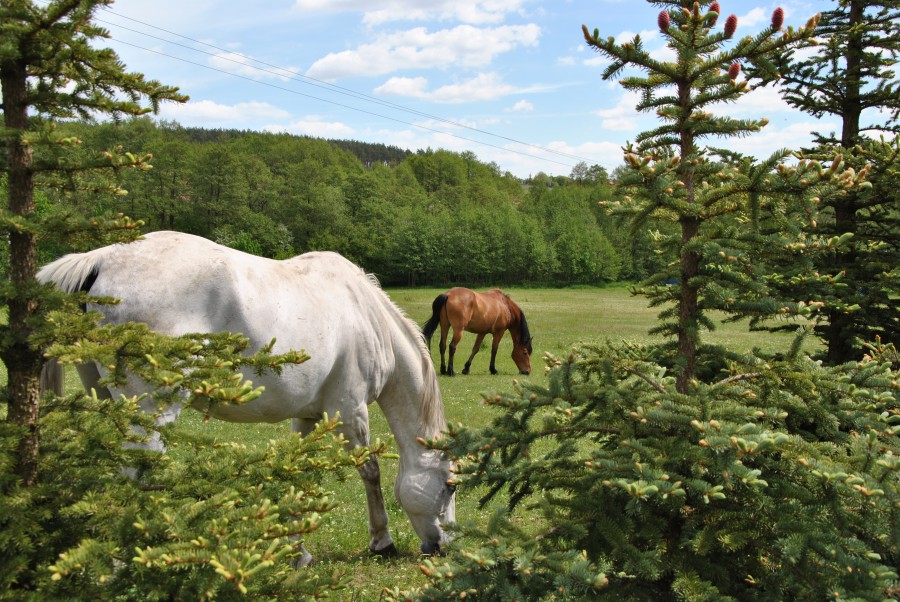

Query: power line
[[95, 7, 602, 170], [109, 38, 588, 170]]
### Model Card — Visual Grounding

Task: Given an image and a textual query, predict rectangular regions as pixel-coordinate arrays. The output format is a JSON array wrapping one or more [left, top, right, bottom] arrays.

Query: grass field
[[7, 286, 817, 599]]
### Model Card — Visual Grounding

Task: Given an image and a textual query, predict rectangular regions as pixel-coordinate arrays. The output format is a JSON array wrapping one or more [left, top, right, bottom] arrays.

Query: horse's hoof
[[372, 542, 399, 557], [490, 369, 498, 375], [420, 541, 443, 556], [440, 368, 447, 375], [461, 367, 470, 375], [291, 550, 315, 569]]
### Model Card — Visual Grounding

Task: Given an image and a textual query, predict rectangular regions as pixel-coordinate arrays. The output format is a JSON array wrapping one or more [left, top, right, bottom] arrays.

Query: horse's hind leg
[[76, 363, 112, 399], [287, 418, 326, 567], [447, 328, 464, 377], [462, 333, 487, 375], [438, 323, 449, 375]]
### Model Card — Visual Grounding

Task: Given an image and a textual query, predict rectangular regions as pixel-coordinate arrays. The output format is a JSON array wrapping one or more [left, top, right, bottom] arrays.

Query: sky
[[98, 0, 839, 179]]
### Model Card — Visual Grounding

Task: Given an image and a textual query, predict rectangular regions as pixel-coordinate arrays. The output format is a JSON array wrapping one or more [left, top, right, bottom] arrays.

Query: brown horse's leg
[[462, 332, 487, 375], [438, 322, 449, 375], [448, 327, 464, 377], [488, 331, 504, 375]]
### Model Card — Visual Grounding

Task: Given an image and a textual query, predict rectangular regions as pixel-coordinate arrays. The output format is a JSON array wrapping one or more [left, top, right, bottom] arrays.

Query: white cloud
[[717, 120, 836, 158], [375, 72, 521, 103], [263, 117, 355, 137], [583, 55, 609, 68], [547, 140, 625, 171], [593, 91, 643, 131], [293, 0, 528, 25], [209, 52, 301, 81], [731, 84, 797, 115], [650, 43, 676, 62], [158, 100, 292, 124], [507, 99, 534, 112], [737, 7, 767, 29], [615, 28, 659, 45], [306, 24, 541, 80]]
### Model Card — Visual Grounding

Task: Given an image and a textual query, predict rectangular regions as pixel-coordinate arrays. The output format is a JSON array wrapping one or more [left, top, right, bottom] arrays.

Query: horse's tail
[[36, 246, 110, 397], [421, 294, 448, 348], [37, 247, 107, 294]]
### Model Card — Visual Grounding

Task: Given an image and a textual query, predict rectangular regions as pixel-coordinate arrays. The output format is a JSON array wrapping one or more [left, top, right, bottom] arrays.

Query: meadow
[[166, 285, 813, 599], [12, 285, 815, 599]]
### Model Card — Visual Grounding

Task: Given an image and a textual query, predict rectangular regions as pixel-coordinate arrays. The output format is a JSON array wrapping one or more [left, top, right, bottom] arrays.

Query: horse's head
[[394, 449, 456, 556], [511, 306, 533, 375], [511, 337, 532, 375]]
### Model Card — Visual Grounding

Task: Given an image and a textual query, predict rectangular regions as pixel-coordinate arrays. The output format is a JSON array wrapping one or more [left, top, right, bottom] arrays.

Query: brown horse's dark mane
[[502, 293, 532, 352]]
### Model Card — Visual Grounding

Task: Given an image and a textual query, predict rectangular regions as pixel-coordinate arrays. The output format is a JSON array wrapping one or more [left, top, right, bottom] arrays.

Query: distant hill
[[330, 139, 411, 167], [176, 126, 411, 168]]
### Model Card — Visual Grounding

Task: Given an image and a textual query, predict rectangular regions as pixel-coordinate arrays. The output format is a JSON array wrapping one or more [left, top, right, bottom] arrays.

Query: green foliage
[[45, 118, 633, 287], [399, 344, 899, 601], [760, 0, 900, 364], [393, 2, 900, 601], [1, 405, 363, 600], [1, 2, 369, 600]]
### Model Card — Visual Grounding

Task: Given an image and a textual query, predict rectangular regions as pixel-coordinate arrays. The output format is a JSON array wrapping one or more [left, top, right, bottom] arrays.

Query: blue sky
[[101, 0, 837, 178]]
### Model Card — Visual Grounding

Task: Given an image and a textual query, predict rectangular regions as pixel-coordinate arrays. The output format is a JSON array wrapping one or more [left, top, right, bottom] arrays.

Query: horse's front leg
[[334, 414, 397, 557], [357, 456, 397, 556], [489, 332, 503, 375], [290, 416, 396, 563], [462, 333, 487, 375]]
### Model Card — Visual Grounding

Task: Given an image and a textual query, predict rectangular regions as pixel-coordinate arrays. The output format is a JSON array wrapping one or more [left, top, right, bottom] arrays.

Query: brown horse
[[422, 287, 532, 376]]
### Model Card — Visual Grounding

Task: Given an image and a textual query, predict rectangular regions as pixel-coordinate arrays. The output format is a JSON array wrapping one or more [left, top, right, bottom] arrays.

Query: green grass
[[9, 286, 818, 598]]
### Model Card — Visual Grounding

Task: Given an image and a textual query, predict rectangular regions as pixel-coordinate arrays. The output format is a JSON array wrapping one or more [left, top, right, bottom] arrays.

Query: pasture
[[10, 285, 814, 599]]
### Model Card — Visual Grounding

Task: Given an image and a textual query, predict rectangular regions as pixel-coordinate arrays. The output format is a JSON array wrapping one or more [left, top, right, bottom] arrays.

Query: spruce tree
[[1, 0, 187, 487], [762, 0, 900, 364], [1, 2, 356, 597], [391, 2, 899, 600]]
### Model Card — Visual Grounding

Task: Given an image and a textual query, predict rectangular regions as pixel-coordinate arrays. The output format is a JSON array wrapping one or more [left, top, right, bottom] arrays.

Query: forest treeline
[[47, 118, 663, 286]]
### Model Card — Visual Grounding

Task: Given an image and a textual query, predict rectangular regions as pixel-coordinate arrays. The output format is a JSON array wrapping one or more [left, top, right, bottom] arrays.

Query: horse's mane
[[364, 272, 446, 438], [518, 309, 532, 345], [503, 294, 532, 345]]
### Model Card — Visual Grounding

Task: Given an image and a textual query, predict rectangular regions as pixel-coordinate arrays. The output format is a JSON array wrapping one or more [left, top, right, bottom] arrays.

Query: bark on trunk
[[2, 56, 42, 486], [826, 0, 863, 364]]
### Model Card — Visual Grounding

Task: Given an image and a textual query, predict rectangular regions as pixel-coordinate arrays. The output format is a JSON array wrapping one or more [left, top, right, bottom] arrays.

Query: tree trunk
[[677, 216, 700, 393], [2, 56, 42, 486], [676, 79, 699, 394], [826, 0, 864, 364]]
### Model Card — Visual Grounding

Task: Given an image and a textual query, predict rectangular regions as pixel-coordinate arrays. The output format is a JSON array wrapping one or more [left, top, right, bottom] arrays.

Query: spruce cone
[[724, 14, 738, 37], [658, 10, 671, 32], [772, 7, 784, 29], [709, 2, 721, 25]]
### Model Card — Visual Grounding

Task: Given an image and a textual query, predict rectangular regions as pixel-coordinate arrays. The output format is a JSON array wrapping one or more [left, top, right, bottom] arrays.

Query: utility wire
[[109, 37, 586, 169], [95, 7, 602, 169]]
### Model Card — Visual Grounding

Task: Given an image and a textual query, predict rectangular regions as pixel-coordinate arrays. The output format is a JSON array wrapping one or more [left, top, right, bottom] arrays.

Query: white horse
[[38, 230, 455, 561]]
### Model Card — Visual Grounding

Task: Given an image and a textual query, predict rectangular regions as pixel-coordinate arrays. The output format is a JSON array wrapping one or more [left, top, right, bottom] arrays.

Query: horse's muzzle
[[420, 541, 444, 556], [520, 369, 530, 375]]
